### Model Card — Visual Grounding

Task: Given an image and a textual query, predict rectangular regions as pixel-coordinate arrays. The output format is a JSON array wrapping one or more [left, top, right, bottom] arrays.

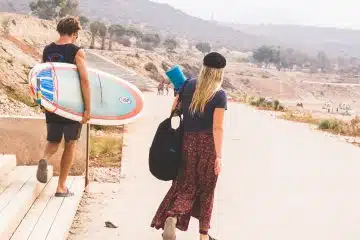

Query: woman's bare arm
[[213, 108, 225, 158], [171, 96, 180, 113]]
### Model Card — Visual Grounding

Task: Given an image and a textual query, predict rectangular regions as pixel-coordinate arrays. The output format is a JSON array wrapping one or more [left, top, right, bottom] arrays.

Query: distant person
[[165, 82, 169, 95], [151, 52, 227, 240], [36, 17, 91, 197], [157, 82, 163, 95]]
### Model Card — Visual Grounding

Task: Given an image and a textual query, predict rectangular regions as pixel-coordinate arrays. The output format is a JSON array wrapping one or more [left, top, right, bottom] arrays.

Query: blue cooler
[[166, 65, 187, 92]]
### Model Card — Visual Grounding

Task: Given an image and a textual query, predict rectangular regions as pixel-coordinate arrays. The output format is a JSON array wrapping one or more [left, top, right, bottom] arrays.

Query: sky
[[152, 0, 360, 29]]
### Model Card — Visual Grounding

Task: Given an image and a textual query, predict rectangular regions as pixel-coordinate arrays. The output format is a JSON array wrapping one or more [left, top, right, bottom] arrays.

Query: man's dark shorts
[[47, 123, 82, 143]]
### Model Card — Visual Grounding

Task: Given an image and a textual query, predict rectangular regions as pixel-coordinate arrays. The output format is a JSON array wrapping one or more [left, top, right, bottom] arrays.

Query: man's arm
[[75, 49, 91, 123]]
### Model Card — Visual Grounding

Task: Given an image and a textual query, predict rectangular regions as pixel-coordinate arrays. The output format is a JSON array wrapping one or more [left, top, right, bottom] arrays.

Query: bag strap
[[170, 80, 189, 118]]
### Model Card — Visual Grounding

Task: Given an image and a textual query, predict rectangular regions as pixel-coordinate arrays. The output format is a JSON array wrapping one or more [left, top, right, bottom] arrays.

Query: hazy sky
[[152, 0, 360, 29]]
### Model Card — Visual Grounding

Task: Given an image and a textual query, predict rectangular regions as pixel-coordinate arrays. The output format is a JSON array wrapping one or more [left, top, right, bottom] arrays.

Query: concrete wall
[[0, 116, 87, 176]]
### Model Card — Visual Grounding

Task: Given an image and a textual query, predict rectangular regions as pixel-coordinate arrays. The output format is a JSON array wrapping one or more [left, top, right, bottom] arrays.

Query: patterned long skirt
[[151, 132, 218, 234]]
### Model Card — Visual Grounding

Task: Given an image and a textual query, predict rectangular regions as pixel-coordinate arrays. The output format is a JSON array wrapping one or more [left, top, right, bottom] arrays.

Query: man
[[36, 17, 91, 197]]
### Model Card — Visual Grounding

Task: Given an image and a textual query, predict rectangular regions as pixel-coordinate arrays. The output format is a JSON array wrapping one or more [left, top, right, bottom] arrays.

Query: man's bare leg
[[37, 142, 60, 183], [56, 140, 77, 194], [43, 142, 60, 159]]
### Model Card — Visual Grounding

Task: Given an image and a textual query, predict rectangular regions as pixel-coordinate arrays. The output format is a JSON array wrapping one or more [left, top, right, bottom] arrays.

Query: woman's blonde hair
[[189, 66, 224, 115]]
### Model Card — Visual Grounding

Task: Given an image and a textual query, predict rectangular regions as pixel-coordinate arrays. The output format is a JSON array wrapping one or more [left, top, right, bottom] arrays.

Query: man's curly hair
[[56, 16, 82, 36]]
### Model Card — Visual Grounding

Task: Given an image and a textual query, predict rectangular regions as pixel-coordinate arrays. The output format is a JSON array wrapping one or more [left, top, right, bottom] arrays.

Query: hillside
[[0, 13, 91, 116], [0, 0, 29, 13], [227, 23, 360, 58], [3, 1, 360, 58], [0, 12, 359, 118], [0, 0, 267, 51]]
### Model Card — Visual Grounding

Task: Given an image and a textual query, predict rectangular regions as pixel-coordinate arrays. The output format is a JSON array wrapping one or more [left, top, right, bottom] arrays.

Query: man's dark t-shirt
[[180, 79, 227, 132], [42, 43, 81, 124]]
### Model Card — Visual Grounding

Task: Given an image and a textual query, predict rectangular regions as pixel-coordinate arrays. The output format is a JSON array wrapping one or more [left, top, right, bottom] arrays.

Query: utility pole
[[210, 12, 215, 22]]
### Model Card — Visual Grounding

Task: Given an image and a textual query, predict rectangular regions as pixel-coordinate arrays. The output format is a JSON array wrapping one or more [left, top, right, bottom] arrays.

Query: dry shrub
[[249, 97, 285, 112], [318, 119, 343, 131], [281, 111, 360, 138], [222, 77, 236, 90], [149, 72, 163, 82], [0, 83, 34, 107], [281, 111, 320, 125], [161, 61, 171, 71], [144, 62, 158, 73], [228, 92, 247, 103], [1, 17, 10, 35], [319, 116, 360, 137], [90, 135, 122, 168]]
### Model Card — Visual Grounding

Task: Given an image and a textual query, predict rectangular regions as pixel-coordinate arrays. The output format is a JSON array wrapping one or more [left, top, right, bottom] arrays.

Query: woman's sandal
[[208, 234, 217, 240]]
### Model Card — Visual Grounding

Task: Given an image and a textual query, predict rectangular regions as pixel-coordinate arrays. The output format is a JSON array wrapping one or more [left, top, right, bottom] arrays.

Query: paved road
[[85, 54, 360, 239], [115, 93, 360, 240], [86, 50, 157, 90]]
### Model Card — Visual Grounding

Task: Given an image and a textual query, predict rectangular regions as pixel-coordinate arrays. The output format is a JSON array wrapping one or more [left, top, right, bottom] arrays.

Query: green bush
[[250, 101, 258, 106], [92, 125, 106, 131], [273, 100, 280, 110], [318, 119, 340, 130]]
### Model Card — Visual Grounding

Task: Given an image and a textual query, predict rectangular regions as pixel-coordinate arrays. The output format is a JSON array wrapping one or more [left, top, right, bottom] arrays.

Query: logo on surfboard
[[119, 97, 132, 104]]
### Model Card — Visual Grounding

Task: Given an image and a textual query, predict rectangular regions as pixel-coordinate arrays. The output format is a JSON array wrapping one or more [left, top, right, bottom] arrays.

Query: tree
[[276, 47, 312, 71], [317, 51, 330, 72], [58, 0, 78, 17], [253, 45, 276, 67], [276, 48, 296, 71], [29, 0, 57, 20], [108, 24, 126, 50], [126, 27, 143, 39], [89, 21, 100, 49], [195, 42, 211, 54], [29, 0, 79, 20], [79, 15, 89, 28], [163, 38, 178, 52], [98, 22, 107, 50], [141, 33, 161, 48]]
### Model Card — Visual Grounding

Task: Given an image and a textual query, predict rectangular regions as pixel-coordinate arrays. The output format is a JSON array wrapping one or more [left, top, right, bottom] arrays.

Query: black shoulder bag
[[149, 81, 188, 181]]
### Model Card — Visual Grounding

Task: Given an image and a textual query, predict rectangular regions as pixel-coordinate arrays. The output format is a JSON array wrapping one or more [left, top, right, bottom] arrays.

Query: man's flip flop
[[36, 159, 48, 184], [55, 188, 74, 197]]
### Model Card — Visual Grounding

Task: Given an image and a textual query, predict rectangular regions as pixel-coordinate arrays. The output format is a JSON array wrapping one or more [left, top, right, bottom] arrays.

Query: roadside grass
[[228, 92, 285, 112], [229, 92, 360, 138], [90, 125, 123, 168], [280, 111, 360, 137]]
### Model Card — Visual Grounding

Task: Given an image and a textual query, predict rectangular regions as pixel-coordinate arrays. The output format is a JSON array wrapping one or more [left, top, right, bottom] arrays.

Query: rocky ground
[[0, 92, 41, 116]]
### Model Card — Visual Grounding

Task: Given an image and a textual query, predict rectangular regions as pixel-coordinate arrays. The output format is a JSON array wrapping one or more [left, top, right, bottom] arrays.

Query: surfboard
[[28, 62, 145, 126]]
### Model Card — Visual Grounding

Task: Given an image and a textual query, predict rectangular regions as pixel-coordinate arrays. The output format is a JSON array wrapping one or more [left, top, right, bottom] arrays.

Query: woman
[[151, 52, 227, 240]]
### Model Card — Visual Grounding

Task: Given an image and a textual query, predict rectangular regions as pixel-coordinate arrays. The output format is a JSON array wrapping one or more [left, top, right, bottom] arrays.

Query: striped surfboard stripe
[[38, 70, 55, 102]]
